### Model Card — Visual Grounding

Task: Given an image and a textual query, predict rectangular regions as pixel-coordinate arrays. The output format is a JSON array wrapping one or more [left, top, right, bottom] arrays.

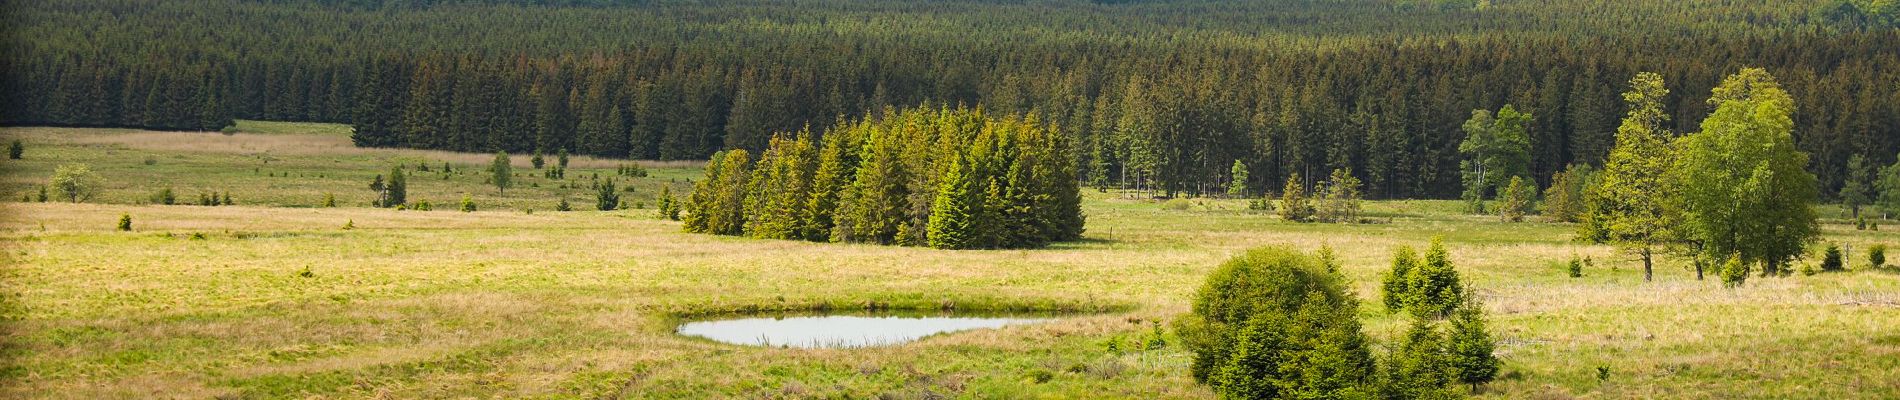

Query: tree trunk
[[1642, 247, 1653, 282], [1693, 257, 1704, 281]]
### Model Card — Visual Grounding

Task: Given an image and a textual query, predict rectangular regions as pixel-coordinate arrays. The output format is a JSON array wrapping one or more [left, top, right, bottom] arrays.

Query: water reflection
[[675, 312, 1058, 349]]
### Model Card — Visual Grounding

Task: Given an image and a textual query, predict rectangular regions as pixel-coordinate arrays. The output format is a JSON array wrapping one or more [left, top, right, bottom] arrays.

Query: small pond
[[675, 312, 1061, 349]]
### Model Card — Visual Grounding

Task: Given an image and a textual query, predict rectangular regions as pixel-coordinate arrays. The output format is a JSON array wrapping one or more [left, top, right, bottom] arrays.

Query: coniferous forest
[[5, 0, 1900, 200]]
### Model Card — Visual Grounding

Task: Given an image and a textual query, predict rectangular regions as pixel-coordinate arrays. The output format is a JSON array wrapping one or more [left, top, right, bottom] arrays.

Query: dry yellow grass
[[2, 124, 1897, 399]]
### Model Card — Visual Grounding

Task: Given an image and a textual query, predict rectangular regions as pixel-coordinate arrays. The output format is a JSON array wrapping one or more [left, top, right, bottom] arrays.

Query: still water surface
[[676, 312, 1057, 349]]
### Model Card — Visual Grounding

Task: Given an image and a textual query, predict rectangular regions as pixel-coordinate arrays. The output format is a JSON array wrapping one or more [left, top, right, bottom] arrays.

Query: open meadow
[[2, 124, 1898, 399]]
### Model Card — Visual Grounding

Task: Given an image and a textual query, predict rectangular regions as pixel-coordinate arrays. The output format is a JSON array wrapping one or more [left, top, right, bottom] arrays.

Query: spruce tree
[[1381, 246, 1420, 312], [1317, 168, 1362, 223], [1279, 173, 1314, 222], [1227, 160, 1249, 198], [926, 155, 981, 249], [596, 179, 619, 211], [7, 139, 21, 160], [1408, 238, 1465, 318], [1843, 154, 1872, 219], [681, 151, 726, 233], [491, 151, 511, 194], [742, 133, 817, 239], [531, 150, 545, 169], [1378, 317, 1459, 399], [657, 185, 679, 220], [1498, 176, 1536, 222], [704, 150, 752, 235], [1447, 294, 1501, 393]]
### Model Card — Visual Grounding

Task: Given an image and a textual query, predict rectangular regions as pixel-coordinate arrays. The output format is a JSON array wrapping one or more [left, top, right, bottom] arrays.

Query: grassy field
[[2, 123, 1898, 399]]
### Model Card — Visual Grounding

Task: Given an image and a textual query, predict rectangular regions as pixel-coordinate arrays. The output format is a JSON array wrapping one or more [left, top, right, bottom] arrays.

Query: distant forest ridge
[[3, 0, 1897, 199]]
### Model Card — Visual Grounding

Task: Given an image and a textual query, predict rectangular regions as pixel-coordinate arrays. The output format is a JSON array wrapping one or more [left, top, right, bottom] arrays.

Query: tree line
[[681, 107, 1085, 249], [5, 0, 1899, 200]]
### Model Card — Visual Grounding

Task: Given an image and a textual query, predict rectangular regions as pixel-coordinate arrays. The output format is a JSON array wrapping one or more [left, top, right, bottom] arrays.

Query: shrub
[[1161, 198, 1194, 211], [151, 187, 176, 205], [1567, 256, 1583, 278], [143, 155, 158, 166], [414, 200, 432, 211], [1872, 244, 1887, 269], [1820, 243, 1844, 272], [1174, 247, 1375, 399], [531, 150, 545, 169], [557, 149, 570, 169], [117, 214, 132, 231], [322, 193, 336, 207], [49, 164, 103, 203], [1719, 255, 1748, 288], [460, 195, 476, 212], [222, 192, 233, 206], [1857, 217, 1868, 230], [1247, 193, 1275, 211], [36, 185, 47, 202], [555, 198, 571, 211], [343, 219, 354, 230], [7, 139, 21, 159]]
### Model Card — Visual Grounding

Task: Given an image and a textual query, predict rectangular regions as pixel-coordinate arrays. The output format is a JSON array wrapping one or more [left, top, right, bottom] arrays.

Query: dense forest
[[4, 0, 1899, 199]]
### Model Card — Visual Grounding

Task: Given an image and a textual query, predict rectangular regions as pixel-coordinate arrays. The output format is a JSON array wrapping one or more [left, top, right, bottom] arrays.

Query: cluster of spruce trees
[[6, 0, 1900, 202], [1178, 245, 1499, 398], [681, 107, 1084, 249]]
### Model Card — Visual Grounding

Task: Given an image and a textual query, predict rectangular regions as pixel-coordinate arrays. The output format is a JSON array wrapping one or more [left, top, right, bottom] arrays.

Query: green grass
[[2, 123, 1898, 399]]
